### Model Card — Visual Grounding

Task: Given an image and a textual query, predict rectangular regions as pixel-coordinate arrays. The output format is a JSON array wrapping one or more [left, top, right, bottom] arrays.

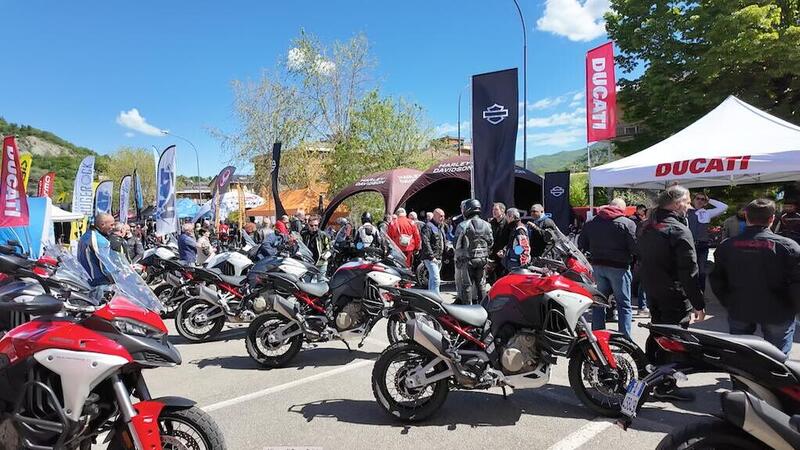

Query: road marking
[[203, 359, 373, 412], [546, 418, 614, 450]]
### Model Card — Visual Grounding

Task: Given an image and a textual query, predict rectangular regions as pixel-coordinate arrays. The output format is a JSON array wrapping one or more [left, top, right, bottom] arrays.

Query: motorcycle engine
[[500, 333, 539, 375], [252, 293, 276, 313], [335, 301, 365, 331]]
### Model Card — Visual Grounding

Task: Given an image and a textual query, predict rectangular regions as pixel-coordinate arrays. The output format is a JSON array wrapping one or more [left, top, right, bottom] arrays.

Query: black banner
[[544, 171, 571, 232], [271, 143, 287, 218], [472, 68, 518, 218]]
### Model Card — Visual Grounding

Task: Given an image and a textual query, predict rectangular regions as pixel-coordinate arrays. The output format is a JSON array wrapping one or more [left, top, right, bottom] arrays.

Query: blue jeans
[[637, 283, 648, 309], [728, 318, 796, 355], [424, 259, 441, 293], [696, 242, 709, 293], [591, 265, 633, 340]]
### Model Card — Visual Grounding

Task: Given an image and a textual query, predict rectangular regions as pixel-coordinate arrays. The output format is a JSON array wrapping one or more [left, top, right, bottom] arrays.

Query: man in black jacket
[[420, 208, 446, 292], [711, 198, 800, 355], [528, 204, 559, 257], [578, 198, 637, 340], [639, 185, 706, 401], [454, 199, 493, 304], [489, 202, 509, 281]]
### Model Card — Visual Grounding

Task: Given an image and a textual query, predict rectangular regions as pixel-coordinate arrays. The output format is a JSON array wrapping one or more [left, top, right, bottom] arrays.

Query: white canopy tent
[[590, 96, 800, 191], [51, 204, 85, 223]]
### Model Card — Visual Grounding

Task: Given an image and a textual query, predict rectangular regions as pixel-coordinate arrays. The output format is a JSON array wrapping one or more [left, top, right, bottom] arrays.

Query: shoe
[[639, 308, 650, 318], [652, 386, 695, 402]]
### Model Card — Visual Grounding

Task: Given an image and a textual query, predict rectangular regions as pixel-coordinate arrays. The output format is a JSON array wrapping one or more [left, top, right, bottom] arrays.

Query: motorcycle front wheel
[[175, 299, 226, 342], [245, 312, 303, 368], [568, 334, 647, 417], [371, 341, 449, 422], [656, 417, 768, 450], [109, 406, 226, 450]]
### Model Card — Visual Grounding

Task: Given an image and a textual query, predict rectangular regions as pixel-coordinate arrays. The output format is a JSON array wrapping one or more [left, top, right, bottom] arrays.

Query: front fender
[[569, 330, 623, 369], [111, 398, 197, 450]]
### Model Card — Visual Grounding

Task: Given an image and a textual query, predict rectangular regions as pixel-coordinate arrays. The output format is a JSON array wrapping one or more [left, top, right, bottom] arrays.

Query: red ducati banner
[[37, 171, 56, 198], [0, 136, 30, 227], [586, 42, 617, 142]]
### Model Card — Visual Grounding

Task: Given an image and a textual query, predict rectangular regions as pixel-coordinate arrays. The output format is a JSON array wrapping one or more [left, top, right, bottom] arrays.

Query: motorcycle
[[618, 323, 800, 449], [244, 233, 416, 368], [174, 233, 321, 342], [370, 232, 647, 422], [0, 246, 225, 449]]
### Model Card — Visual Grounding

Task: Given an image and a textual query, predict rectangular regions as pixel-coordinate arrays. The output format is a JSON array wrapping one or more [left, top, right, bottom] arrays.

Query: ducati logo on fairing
[[483, 104, 509, 125]]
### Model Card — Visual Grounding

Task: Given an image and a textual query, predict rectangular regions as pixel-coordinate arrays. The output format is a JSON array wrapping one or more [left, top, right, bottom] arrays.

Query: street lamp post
[[512, 0, 528, 169], [161, 130, 202, 202], [457, 83, 470, 156]]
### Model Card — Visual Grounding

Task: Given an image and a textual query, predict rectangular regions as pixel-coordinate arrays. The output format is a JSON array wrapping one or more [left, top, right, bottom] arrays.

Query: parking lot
[[134, 287, 793, 450]]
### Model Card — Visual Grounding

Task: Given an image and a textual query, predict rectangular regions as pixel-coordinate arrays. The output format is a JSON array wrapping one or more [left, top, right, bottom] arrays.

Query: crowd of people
[[77, 187, 800, 398]]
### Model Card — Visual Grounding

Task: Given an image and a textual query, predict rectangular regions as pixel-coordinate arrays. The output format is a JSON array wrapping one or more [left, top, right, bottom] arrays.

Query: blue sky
[[2, 0, 615, 176]]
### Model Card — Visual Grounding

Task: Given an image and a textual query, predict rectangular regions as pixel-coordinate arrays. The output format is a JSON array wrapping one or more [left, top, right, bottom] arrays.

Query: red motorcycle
[[371, 229, 647, 422], [0, 247, 225, 449]]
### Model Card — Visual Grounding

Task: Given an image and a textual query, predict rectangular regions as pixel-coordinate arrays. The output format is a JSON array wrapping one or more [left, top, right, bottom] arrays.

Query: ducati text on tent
[[655, 155, 752, 177]]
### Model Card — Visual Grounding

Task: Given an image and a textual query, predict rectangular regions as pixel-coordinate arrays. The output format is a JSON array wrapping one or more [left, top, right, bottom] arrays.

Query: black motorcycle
[[619, 323, 800, 449]]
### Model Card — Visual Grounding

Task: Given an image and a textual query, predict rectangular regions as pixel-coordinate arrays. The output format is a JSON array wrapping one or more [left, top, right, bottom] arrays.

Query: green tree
[[606, 0, 800, 156], [102, 147, 156, 211]]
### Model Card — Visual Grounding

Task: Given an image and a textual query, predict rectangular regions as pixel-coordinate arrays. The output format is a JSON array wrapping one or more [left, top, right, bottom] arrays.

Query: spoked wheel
[[568, 335, 647, 417], [371, 341, 449, 422], [245, 312, 303, 368], [656, 417, 769, 450], [109, 406, 226, 450], [175, 299, 225, 342], [415, 263, 428, 287], [155, 284, 182, 318]]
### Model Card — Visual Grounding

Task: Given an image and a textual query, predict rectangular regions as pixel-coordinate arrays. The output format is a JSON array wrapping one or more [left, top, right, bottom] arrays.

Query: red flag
[[586, 42, 617, 142], [37, 171, 56, 198], [0, 136, 30, 227]]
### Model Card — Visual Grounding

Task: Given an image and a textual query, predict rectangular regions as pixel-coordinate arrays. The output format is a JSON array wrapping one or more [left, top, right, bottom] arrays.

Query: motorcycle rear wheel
[[568, 334, 647, 417], [656, 417, 769, 450], [154, 284, 181, 318], [245, 312, 303, 368], [175, 299, 226, 342], [371, 341, 449, 422]]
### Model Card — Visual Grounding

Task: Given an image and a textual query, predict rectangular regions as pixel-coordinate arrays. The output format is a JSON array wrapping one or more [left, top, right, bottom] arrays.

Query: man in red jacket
[[388, 208, 421, 267]]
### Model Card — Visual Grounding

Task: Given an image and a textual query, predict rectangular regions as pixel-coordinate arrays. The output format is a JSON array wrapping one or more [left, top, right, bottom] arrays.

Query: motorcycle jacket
[[354, 223, 382, 249], [454, 215, 493, 263]]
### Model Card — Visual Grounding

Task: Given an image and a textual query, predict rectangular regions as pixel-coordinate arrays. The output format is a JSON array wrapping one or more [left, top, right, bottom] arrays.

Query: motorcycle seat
[[785, 360, 800, 379], [297, 281, 329, 298], [695, 329, 787, 363], [207, 268, 247, 286], [441, 303, 488, 327], [404, 288, 446, 304]]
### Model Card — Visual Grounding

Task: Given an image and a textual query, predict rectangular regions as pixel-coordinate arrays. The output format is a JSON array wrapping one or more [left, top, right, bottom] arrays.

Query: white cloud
[[527, 106, 586, 128], [434, 121, 470, 136], [536, 0, 611, 42], [116, 108, 163, 136], [287, 47, 336, 76], [572, 92, 585, 102], [529, 96, 565, 110], [124, 131, 135, 138], [528, 127, 585, 147]]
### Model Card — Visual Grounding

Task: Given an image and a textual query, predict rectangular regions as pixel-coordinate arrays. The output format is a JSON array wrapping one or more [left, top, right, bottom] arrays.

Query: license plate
[[621, 379, 646, 418]]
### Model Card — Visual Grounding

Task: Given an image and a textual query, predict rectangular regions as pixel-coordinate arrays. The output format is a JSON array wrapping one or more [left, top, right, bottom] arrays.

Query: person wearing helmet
[[453, 199, 493, 304], [354, 211, 382, 250]]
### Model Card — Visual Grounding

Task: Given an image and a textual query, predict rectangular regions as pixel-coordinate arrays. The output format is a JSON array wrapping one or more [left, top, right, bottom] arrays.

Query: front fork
[[578, 316, 618, 369], [110, 374, 163, 450]]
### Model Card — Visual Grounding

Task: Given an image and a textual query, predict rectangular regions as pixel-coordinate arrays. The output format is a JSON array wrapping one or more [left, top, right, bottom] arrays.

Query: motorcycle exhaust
[[272, 294, 300, 324], [722, 390, 800, 450], [407, 318, 451, 360]]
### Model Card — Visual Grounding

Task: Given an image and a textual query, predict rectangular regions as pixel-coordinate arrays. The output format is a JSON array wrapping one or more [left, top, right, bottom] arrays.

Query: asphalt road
[[140, 287, 800, 450]]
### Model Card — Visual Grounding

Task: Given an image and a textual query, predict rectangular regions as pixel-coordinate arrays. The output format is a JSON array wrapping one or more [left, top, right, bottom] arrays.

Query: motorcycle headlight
[[112, 318, 165, 338]]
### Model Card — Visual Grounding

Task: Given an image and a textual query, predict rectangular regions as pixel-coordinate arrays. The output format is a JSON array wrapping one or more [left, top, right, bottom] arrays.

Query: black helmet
[[461, 199, 481, 218], [361, 211, 373, 224]]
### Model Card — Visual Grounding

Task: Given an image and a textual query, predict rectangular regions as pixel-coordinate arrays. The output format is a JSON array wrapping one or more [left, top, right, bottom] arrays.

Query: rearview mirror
[[0, 294, 62, 315]]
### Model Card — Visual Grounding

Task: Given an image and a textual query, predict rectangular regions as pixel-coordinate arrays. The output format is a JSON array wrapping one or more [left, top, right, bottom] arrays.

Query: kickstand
[[342, 340, 352, 352], [501, 386, 508, 399]]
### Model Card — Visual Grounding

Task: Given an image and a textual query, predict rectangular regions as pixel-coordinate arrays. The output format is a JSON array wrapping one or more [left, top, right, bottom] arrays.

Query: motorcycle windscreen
[[550, 227, 592, 273], [97, 246, 163, 313], [381, 231, 408, 267], [43, 245, 93, 294], [289, 232, 315, 263]]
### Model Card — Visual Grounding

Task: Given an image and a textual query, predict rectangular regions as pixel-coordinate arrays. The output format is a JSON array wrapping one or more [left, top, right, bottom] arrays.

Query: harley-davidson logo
[[483, 104, 509, 125]]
